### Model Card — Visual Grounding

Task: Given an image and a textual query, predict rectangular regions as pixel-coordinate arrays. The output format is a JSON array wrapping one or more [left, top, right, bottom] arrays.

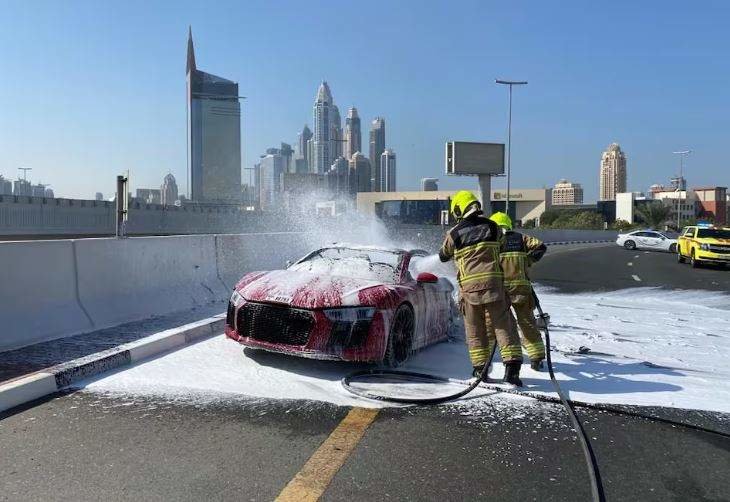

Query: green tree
[[635, 202, 672, 229], [612, 219, 634, 232]]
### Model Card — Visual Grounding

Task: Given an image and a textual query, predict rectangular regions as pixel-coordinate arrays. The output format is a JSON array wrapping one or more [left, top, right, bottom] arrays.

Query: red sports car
[[224, 245, 455, 365]]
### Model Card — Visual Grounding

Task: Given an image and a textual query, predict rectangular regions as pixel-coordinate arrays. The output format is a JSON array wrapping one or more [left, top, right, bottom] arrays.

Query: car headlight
[[230, 290, 245, 307], [700, 243, 710, 251], [323, 307, 376, 322]]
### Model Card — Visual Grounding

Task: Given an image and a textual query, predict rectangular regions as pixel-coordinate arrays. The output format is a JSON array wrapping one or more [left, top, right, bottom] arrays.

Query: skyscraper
[[297, 125, 313, 171], [331, 105, 343, 160], [186, 27, 242, 204], [161, 173, 179, 205], [345, 107, 361, 160], [369, 117, 386, 191], [380, 149, 396, 192], [599, 143, 627, 201], [312, 81, 336, 173], [259, 152, 287, 211], [348, 152, 372, 195]]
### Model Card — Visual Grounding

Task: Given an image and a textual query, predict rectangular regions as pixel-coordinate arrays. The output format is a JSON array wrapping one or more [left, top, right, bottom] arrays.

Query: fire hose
[[342, 288, 730, 501]]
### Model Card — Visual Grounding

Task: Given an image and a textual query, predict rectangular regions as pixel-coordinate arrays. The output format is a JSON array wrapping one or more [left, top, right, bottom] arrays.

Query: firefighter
[[488, 211, 547, 371], [439, 191, 524, 386]]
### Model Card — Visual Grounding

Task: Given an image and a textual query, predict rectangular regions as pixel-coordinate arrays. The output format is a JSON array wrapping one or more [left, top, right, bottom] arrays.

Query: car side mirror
[[416, 272, 438, 283]]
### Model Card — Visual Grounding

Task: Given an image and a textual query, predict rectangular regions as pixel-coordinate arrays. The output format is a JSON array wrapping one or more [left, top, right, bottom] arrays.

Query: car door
[[414, 274, 452, 349], [643, 232, 664, 250], [680, 227, 694, 255], [632, 231, 650, 249]]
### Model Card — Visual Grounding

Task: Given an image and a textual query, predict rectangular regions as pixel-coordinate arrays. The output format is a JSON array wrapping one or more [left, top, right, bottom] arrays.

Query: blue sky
[[1, 0, 728, 201]]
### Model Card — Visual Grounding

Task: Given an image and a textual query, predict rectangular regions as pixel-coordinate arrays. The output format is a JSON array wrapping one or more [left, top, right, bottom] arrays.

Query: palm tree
[[635, 201, 672, 229]]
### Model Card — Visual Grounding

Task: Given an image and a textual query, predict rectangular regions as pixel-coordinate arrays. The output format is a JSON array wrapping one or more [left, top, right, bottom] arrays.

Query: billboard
[[445, 141, 505, 176]]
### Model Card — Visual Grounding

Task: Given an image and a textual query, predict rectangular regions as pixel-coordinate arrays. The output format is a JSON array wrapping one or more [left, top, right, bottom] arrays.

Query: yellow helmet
[[489, 211, 513, 230], [450, 190, 480, 220]]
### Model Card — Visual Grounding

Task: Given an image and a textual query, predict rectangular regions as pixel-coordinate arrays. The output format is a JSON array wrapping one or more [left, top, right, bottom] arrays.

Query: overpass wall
[[0, 195, 287, 237], [0, 233, 306, 352]]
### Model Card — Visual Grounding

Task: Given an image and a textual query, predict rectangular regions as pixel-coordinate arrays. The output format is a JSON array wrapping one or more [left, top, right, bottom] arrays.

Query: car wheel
[[624, 240, 636, 250], [690, 250, 700, 268], [384, 304, 414, 367], [669, 243, 677, 253], [677, 251, 685, 263]]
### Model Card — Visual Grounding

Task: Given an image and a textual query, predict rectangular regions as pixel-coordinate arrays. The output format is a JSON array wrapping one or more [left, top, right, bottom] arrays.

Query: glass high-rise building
[[312, 81, 335, 173], [297, 125, 313, 171], [369, 117, 386, 191], [345, 107, 361, 160], [380, 149, 396, 192], [186, 27, 242, 204], [259, 153, 287, 211], [348, 152, 372, 195]]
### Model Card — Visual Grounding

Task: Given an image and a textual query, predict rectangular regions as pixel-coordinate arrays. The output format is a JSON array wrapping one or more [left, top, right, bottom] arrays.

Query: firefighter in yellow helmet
[[439, 191, 524, 386], [489, 211, 548, 370]]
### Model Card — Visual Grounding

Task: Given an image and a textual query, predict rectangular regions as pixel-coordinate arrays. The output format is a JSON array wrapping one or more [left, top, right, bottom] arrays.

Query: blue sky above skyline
[[1, 0, 728, 201]]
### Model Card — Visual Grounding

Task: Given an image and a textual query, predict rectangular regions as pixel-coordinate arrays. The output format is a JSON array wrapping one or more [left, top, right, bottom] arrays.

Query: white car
[[616, 230, 678, 252]]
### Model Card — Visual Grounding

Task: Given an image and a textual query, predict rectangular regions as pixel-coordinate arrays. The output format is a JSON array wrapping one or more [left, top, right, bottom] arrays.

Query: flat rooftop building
[[357, 189, 550, 225]]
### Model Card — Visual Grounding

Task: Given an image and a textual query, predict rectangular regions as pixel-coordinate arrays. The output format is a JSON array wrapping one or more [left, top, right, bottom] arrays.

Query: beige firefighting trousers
[[510, 294, 546, 362], [462, 292, 522, 367]]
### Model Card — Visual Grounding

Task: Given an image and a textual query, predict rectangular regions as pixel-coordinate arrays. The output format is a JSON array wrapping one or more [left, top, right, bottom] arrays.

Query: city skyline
[[1, 1, 728, 201]]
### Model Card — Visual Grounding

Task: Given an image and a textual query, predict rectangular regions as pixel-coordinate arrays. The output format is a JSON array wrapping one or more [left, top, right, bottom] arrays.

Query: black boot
[[530, 359, 544, 371], [472, 364, 490, 380], [503, 362, 523, 387]]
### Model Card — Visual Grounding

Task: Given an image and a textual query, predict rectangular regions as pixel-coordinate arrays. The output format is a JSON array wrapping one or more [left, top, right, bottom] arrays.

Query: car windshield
[[289, 247, 403, 283], [697, 228, 730, 239]]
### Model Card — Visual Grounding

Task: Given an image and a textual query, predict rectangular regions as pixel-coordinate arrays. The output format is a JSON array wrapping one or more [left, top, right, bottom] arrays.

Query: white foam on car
[[81, 287, 730, 413]]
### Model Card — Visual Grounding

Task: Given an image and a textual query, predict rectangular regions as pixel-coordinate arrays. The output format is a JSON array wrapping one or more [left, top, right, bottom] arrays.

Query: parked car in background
[[677, 225, 730, 268], [616, 230, 678, 252]]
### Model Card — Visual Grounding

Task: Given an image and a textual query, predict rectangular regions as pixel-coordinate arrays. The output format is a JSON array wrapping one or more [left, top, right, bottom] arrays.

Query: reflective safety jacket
[[499, 230, 547, 300], [439, 212, 504, 303]]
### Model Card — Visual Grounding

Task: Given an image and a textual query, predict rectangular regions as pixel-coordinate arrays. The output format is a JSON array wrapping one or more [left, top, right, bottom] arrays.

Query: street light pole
[[496, 79, 527, 220], [672, 150, 691, 229]]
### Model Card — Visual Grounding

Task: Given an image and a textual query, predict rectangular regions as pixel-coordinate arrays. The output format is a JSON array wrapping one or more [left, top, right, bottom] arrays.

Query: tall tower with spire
[[312, 81, 339, 173], [186, 27, 242, 203]]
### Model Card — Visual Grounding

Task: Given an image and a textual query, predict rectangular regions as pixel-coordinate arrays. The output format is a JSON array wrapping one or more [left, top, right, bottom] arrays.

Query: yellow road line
[[275, 407, 380, 502]]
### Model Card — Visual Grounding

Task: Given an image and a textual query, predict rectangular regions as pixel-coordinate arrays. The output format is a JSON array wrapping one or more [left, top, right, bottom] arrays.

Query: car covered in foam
[[224, 245, 455, 365]]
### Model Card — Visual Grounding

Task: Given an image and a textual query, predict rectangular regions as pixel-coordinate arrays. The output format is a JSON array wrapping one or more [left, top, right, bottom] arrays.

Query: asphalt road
[[2, 244, 729, 502], [533, 243, 730, 293]]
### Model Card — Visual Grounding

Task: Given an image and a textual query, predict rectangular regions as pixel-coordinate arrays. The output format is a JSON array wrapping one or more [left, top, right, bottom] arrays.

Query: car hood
[[237, 269, 387, 309]]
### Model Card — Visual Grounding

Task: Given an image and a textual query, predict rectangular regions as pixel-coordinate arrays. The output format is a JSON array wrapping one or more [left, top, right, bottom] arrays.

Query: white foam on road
[[82, 287, 730, 413]]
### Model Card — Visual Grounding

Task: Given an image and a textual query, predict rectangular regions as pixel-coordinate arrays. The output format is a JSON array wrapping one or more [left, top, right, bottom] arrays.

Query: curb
[[0, 314, 225, 414]]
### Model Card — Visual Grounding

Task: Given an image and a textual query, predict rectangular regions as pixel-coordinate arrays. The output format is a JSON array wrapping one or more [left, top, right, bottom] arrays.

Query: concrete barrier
[[0, 240, 94, 351], [74, 235, 228, 329]]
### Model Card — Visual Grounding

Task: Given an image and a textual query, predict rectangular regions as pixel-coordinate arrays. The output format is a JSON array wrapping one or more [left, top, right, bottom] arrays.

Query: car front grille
[[708, 245, 730, 254], [236, 302, 314, 346]]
